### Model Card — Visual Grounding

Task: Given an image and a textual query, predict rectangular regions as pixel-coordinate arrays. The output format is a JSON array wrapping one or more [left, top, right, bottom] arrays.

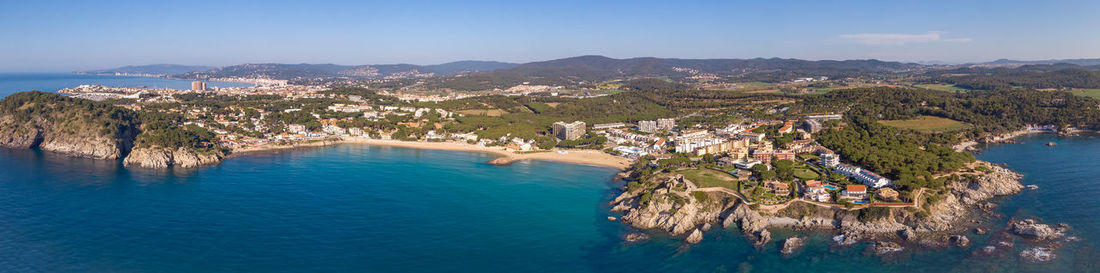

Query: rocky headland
[[610, 163, 1035, 252], [123, 146, 224, 168], [0, 91, 223, 169], [0, 91, 138, 159]]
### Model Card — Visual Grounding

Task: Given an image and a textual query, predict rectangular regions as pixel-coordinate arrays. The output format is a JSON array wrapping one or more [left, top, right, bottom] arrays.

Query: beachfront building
[[552, 121, 586, 140], [835, 163, 891, 188], [840, 184, 867, 200]]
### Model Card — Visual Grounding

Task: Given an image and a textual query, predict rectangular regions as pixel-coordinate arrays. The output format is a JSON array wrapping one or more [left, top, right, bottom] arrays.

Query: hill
[[176, 61, 518, 81], [80, 64, 215, 75], [422, 56, 924, 90]]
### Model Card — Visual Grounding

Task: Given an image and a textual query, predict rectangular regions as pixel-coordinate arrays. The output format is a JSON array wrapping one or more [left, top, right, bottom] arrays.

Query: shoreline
[[229, 138, 632, 170]]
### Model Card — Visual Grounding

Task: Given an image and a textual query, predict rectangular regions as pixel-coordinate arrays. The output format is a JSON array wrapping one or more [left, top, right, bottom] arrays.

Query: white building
[[835, 163, 891, 188], [820, 153, 840, 168]]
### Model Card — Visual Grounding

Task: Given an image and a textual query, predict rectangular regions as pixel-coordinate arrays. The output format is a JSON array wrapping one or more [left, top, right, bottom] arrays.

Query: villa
[[803, 180, 830, 202], [840, 184, 867, 200]]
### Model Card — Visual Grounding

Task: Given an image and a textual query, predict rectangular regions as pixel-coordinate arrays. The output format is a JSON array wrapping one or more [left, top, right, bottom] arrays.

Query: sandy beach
[[230, 138, 633, 170]]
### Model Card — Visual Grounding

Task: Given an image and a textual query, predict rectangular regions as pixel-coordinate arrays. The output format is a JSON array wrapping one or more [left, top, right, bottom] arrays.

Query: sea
[[0, 73, 253, 98], [0, 74, 1098, 272]]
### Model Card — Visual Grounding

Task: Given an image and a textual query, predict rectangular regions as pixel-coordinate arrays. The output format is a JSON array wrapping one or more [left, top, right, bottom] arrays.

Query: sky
[[1, 0, 1098, 72]]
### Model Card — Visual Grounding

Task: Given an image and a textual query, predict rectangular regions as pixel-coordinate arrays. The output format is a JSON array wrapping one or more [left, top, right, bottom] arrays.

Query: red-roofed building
[[841, 184, 867, 199]]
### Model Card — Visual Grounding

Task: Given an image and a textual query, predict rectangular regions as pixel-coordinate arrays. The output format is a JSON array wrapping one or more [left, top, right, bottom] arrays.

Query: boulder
[[872, 241, 904, 256], [781, 237, 805, 256], [686, 229, 703, 244], [1019, 247, 1056, 262], [1010, 219, 1067, 241], [948, 235, 970, 248]]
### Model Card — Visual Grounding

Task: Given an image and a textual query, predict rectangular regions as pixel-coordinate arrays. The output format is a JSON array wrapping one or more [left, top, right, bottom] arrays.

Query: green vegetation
[[0, 91, 139, 141], [677, 168, 738, 190], [1068, 88, 1100, 99], [878, 115, 973, 133], [817, 116, 970, 191], [914, 83, 969, 92]]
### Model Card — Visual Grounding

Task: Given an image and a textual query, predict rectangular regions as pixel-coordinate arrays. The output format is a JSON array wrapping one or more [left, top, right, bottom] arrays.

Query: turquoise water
[[0, 140, 1096, 273], [0, 73, 253, 98], [0, 73, 1097, 272]]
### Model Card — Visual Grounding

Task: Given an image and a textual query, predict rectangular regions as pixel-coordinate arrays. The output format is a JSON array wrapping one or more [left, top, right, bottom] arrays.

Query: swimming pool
[[823, 185, 838, 190]]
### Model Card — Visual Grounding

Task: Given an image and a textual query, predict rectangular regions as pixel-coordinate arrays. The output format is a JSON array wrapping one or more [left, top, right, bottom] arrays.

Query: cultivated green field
[[677, 168, 738, 190], [914, 84, 969, 92], [1069, 89, 1100, 99], [878, 115, 973, 133]]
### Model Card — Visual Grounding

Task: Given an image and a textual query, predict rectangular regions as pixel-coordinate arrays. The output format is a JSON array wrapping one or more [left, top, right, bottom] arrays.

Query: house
[[876, 187, 899, 201], [734, 160, 763, 170], [840, 184, 867, 199], [778, 121, 794, 134], [717, 156, 739, 167], [729, 169, 752, 180], [803, 180, 829, 202], [765, 181, 791, 196]]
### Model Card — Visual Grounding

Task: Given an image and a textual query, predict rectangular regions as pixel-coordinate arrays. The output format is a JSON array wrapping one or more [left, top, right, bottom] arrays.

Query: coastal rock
[[607, 216, 617, 222], [624, 232, 649, 243], [948, 235, 971, 248], [686, 229, 703, 244], [898, 229, 916, 241], [781, 237, 805, 256], [1010, 219, 1068, 241], [487, 157, 513, 166], [1019, 247, 1056, 262], [612, 175, 722, 238], [124, 146, 223, 168], [871, 241, 904, 256]]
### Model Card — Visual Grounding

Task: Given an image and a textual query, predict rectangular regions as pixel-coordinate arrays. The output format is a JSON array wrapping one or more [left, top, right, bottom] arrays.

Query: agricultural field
[[878, 115, 973, 133], [455, 109, 507, 116], [677, 168, 738, 190], [914, 84, 969, 92], [1068, 88, 1100, 99]]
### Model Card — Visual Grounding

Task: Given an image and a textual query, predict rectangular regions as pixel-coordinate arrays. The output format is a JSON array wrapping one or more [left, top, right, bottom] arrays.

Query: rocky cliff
[[124, 146, 223, 168], [0, 92, 138, 159], [610, 164, 1024, 248]]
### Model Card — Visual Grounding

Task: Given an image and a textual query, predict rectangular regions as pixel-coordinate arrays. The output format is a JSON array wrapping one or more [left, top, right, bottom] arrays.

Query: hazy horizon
[[3, 0, 1098, 72]]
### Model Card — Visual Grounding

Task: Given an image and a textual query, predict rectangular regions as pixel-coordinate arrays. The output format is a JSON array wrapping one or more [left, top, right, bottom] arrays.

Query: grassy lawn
[[677, 168, 738, 190], [915, 84, 970, 92], [878, 115, 973, 133], [1068, 89, 1100, 99], [793, 168, 820, 180]]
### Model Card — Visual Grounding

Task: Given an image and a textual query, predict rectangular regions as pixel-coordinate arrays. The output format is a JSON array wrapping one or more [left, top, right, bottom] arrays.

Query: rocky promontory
[[0, 91, 138, 159], [610, 163, 1025, 248], [124, 146, 223, 168], [0, 91, 224, 168]]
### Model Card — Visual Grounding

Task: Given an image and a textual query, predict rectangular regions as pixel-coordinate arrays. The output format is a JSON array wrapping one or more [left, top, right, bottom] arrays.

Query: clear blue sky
[[2, 0, 1098, 71]]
